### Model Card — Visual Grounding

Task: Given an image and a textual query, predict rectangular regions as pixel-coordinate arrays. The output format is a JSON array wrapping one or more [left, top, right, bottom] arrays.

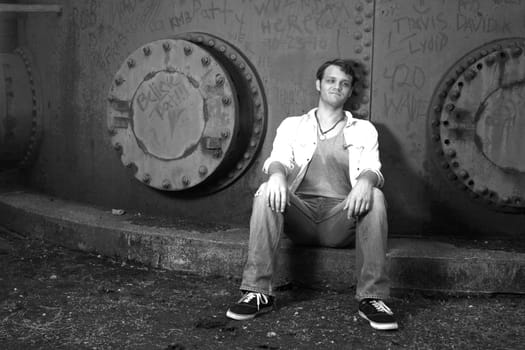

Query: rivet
[[254, 126, 261, 134], [201, 56, 210, 66], [365, 11, 373, 18], [355, 16, 363, 25], [108, 127, 116, 135], [216, 75, 225, 87], [511, 47, 523, 57], [362, 96, 369, 103], [115, 76, 124, 86], [143, 46, 151, 56], [446, 78, 455, 86], [207, 40, 215, 47], [182, 176, 190, 186], [439, 90, 447, 98], [433, 105, 442, 113], [363, 55, 370, 61], [450, 90, 460, 101], [480, 50, 488, 56], [363, 26, 372, 32], [142, 174, 151, 183], [251, 86, 258, 95], [236, 163, 243, 170], [445, 104, 455, 112], [219, 46, 226, 53], [222, 96, 231, 105], [244, 152, 250, 159], [184, 46, 192, 55], [127, 58, 135, 68], [353, 32, 363, 40], [501, 196, 511, 204], [214, 149, 223, 158], [464, 69, 476, 81], [162, 180, 171, 189], [221, 130, 230, 138], [250, 140, 257, 147], [239, 63, 246, 70], [198, 166, 208, 176], [230, 54, 237, 61], [228, 172, 235, 179], [441, 161, 450, 169], [458, 170, 468, 179], [246, 73, 252, 81], [485, 55, 495, 66], [162, 42, 171, 51], [498, 51, 508, 61], [355, 3, 363, 11], [477, 186, 489, 195], [446, 149, 456, 158], [363, 40, 371, 47], [468, 57, 476, 64], [432, 134, 441, 142], [355, 46, 363, 54], [197, 36, 204, 43], [515, 197, 522, 205]]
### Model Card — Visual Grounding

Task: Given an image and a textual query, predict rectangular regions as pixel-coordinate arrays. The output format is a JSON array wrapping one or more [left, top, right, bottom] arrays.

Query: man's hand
[[266, 172, 288, 212], [344, 172, 377, 218], [265, 162, 289, 212]]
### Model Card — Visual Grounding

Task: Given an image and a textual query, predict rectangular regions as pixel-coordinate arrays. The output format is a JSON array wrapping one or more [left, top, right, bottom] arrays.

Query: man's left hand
[[343, 172, 377, 218]]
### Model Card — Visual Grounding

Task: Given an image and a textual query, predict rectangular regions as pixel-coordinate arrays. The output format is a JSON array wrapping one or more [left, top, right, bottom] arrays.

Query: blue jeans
[[240, 182, 390, 301]]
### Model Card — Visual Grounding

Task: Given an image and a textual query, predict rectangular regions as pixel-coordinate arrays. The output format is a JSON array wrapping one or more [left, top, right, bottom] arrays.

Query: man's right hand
[[265, 172, 288, 213]]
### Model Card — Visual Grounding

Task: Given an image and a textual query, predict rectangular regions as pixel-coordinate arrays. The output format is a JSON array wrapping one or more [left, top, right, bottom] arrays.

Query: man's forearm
[[356, 170, 379, 187]]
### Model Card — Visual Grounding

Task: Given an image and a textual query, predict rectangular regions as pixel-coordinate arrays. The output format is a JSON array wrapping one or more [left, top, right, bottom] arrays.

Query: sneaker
[[226, 292, 274, 320], [358, 299, 398, 330]]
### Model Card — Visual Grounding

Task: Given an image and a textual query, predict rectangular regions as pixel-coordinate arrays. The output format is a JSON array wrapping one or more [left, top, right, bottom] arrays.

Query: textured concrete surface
[[0, 188, 523, 295]]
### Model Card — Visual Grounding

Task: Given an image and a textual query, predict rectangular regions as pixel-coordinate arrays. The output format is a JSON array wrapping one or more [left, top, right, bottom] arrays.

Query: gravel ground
[[0, 228, 523, 350]]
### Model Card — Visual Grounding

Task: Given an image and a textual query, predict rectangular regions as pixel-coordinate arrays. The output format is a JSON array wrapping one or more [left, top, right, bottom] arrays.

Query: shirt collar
[[306, 107, 358, 127]]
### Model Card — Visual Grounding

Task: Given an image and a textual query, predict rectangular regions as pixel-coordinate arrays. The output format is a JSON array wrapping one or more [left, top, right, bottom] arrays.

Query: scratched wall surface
[[16, 0, 525, 237], [372, 0, 525, 236], [21, 0, 375, 226]]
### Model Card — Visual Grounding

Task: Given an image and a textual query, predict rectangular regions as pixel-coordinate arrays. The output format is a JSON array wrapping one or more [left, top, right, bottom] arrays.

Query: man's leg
[[239, 182, 284, 297], [355, 188, 389, 301], [355, 188, 397, 330], [227, 184, 317, 320]]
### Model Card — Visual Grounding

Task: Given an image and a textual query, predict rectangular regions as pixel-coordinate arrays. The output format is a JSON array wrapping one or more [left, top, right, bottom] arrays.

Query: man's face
[[316, 65, 353, 108]]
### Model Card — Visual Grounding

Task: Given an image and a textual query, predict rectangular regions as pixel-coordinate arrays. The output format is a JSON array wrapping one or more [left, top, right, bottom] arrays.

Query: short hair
[[315, 59, 356, 87]]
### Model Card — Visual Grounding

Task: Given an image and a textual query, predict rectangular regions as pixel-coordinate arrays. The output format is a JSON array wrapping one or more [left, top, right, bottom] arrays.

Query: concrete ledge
[[0, 189, 523, 294]]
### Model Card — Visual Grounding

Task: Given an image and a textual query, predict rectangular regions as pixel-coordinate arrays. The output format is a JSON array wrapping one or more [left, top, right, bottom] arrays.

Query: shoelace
[[370, 300, 393, 315], [240, 292, 269, 308]]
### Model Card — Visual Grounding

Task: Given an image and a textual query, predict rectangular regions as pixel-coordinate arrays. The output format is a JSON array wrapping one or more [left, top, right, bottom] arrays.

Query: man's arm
[[265, 161, 288, 213]]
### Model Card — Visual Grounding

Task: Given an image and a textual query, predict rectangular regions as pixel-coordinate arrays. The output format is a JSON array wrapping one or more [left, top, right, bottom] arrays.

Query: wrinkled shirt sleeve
[[262, 118, 296, 176], [358, 122, 385, 188]]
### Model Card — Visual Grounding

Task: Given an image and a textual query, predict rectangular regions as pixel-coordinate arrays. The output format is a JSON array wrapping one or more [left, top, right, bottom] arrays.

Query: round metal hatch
[[107, 35, 267, 194], [429, 38, 525, 212]]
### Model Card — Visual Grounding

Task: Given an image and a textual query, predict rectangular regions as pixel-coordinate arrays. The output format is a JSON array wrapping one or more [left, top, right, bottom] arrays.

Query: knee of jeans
[[253, 182, 269, 205], [371, 188, 387, 210]]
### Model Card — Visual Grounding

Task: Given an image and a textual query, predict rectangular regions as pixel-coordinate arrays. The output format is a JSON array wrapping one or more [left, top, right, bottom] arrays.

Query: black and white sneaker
[[358, 299, 398, 330], [226, 292, 274, 321]]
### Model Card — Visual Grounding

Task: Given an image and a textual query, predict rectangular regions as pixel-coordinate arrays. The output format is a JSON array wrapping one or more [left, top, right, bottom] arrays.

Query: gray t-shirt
[[295, 129, 351, 199]]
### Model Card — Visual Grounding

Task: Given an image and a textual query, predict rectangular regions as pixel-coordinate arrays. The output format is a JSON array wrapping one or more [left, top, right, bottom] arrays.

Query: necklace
[[315, 112, 345, 140]]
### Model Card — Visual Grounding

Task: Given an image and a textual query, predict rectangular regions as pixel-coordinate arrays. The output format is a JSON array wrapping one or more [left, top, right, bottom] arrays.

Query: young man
[[226, 59, 398, 331]]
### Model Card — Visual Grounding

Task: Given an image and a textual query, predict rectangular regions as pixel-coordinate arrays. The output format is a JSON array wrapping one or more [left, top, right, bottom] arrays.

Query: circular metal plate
[[107, 39, 238, 191], [429, 38, 525, 212]]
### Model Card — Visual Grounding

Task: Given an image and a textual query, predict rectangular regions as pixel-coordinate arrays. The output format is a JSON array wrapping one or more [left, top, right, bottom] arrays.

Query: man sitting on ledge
[[226, 58, 398, 331]]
